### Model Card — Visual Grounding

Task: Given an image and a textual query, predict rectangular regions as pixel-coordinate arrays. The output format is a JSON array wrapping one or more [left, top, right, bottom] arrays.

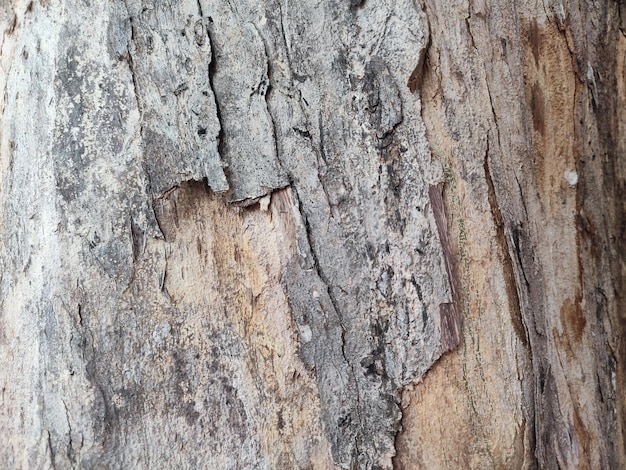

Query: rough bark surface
[[0, 0, 623, 469], [395, 1, 626, 469]]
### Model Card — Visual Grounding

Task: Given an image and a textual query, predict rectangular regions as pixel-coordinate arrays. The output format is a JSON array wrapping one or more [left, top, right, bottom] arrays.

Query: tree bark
[[0, 0, 623, 469]]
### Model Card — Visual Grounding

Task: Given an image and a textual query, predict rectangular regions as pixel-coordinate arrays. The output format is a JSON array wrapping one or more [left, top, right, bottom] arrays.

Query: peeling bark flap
[[429, 183, 462, 352]]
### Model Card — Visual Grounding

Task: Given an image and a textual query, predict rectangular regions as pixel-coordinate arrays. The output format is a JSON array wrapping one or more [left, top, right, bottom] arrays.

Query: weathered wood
[[0, 0, 623, 468], [396, 1, 625, 469]]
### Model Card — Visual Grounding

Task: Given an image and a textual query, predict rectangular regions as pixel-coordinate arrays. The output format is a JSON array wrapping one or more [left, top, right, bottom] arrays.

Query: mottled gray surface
[[0, 0, 448, 468]]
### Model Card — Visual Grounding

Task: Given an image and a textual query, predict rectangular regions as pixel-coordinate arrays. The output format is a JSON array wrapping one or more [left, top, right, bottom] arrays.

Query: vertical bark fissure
[[46, 430, 55, 469], [61, 398, 75, 464], [484, 77, 503, 154], [483, 130, 539, 463], [276, 2, 294, 74], [483, 141, 529, 347], [124, 15, 143, 140], [506, 223, 532, 311], [314, 115, 337, 216], [290, 183, 351, 369], [257, 24, 290, 192], [205, 24, 226, 163]]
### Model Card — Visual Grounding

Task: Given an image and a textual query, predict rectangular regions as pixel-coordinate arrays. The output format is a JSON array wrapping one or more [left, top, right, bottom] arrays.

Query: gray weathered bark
[[0, 0, 623, 469]]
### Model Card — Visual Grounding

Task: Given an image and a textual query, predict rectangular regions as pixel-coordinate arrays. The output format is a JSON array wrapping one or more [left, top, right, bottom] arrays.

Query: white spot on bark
[[152, 320, 171, 344], [564, 169, 578, 187], [259, 194, 271, 212], [299, 325, 313, 343]]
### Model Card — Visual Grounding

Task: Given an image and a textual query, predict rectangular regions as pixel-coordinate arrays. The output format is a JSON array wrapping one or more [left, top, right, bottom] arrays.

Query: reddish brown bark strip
[[429, 183, 461, 352]]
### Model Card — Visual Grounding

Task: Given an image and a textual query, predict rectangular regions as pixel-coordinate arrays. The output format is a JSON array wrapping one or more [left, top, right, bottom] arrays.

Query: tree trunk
[[0, 0, 623, 468]]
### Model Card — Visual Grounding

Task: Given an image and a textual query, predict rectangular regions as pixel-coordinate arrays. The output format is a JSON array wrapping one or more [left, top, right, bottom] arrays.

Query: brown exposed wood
[[396, 1, 625, 469]]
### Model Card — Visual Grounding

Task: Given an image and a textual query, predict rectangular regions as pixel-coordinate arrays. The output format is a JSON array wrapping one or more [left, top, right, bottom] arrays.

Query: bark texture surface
[[396, 1, 626, 468], [0, 0, 623, 469]]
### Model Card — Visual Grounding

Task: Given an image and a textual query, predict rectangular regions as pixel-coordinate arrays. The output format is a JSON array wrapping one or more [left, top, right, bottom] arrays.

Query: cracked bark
[[0, 0, 624, 469]]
